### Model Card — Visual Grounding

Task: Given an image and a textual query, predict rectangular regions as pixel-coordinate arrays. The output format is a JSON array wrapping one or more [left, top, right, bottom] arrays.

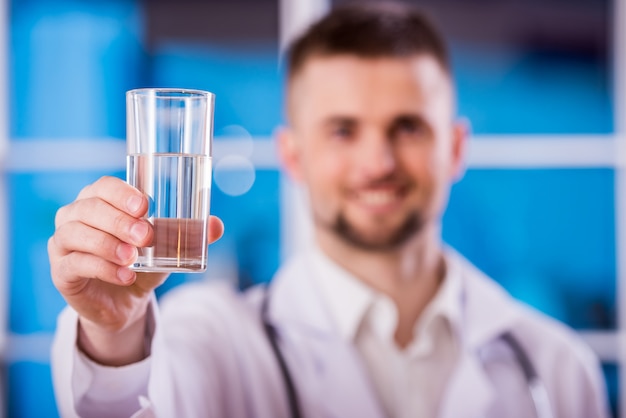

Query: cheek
[[301, 146, 346, 181], [423, 139, 456, 179], [402, 149, 448, 199], [300, 151, 344, 197], [422, 153, 456, 211], [302, 161, 345, 221]]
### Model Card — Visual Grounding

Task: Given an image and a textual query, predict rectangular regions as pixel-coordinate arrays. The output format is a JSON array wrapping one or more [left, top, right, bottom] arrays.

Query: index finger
[[77, 176, 148, 218]]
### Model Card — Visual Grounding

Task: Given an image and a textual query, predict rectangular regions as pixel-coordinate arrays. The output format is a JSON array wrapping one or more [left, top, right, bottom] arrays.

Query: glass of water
[[126, 88, 215, 272]]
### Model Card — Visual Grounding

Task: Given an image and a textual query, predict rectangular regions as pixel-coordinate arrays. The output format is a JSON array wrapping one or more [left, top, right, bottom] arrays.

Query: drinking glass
[[126, 88, 214, 272]]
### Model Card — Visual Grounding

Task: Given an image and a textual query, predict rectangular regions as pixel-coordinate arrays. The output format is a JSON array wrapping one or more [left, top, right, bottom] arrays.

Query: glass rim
[[127, 87, 214, 99]]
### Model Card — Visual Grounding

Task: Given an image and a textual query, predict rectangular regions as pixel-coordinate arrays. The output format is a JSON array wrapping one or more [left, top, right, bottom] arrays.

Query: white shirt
[[310, 248, 463, 418]]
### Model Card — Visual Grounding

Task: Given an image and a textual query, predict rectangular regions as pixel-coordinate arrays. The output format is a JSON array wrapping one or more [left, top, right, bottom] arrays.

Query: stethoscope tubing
[[261, 290, 303, 418]]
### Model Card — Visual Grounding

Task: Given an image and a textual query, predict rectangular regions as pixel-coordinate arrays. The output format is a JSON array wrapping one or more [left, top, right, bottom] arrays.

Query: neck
[[316, 224, 446, 348]]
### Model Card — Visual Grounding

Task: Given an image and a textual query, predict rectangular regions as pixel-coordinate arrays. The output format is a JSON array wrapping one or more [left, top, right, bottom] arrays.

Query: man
[[49, 2, 608, 417]]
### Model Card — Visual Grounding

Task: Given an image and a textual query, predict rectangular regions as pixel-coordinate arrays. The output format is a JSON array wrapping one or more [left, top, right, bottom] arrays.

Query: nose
[[357, 134, 397, 179]]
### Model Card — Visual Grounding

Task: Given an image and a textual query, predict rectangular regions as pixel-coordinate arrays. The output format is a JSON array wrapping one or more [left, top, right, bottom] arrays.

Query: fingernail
[[127, 195, 143, 214], [117, 267, 135, 284], [116, 243, 137, 263], [130, 222, 149, 243]]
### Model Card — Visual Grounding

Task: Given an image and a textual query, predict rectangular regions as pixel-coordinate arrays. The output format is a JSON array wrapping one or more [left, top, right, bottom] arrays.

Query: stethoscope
[[260, 288, 555, 418]]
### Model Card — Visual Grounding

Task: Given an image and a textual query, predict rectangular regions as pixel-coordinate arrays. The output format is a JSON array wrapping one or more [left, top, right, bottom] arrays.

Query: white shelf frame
[[614, 0, 626, 413]]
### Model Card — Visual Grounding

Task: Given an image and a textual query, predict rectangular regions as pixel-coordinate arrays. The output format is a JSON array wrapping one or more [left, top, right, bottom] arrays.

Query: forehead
[[287, 54, 454, 125]]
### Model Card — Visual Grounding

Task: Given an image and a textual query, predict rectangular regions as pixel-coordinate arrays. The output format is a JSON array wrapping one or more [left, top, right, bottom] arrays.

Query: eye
[[389, 116, 428, 140], [329, 121, 356, 141], [397, 119, 418, 134]]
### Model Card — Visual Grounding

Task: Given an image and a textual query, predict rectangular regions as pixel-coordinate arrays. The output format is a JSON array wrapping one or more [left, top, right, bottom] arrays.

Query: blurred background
[[0, 0, 623, 416]]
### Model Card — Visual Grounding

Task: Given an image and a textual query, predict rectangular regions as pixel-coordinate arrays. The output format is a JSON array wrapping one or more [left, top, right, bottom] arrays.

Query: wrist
[[77, 313, 149, 367]]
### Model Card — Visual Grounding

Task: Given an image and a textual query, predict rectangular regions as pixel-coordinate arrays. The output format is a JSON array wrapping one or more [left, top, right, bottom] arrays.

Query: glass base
[[130, 256, 207, 273]]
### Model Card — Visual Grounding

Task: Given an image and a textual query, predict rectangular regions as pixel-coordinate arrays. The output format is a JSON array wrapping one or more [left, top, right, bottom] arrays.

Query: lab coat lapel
[[452, 249, 524, 349], [438, 250, 526, 418], [438, 350, 494, 418], [268, 253, 386, 418], [300, 334, 386, 418]]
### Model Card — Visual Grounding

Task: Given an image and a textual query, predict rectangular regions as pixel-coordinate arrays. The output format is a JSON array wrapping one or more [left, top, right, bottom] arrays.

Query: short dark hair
[[286, 1, 450, 80]]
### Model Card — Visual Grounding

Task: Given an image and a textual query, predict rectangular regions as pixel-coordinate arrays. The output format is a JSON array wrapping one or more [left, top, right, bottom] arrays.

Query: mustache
[[351, 173, 413, 189]]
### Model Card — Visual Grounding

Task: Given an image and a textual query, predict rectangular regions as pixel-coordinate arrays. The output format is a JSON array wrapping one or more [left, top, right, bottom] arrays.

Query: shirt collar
[[404, 252, 463, 356], [310, 246, 464, 346], [418, 251, 463, 337], [310, 246, 376, 341]]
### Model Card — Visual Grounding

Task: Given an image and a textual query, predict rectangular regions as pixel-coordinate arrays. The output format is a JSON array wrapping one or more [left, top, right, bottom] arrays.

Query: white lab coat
[[52, 249, 609, 418]]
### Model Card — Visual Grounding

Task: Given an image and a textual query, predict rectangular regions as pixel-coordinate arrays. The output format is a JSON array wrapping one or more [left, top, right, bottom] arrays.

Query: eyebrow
[[319, 113, 432, 133], [390, 113, 428, 126], [322, 116, 358, 128]]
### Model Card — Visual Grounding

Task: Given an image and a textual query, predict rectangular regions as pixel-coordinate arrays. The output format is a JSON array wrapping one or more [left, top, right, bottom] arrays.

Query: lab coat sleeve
[[549, 336, 610, 418], [52, 282, 285, 418], [51, 299, 157, 418], [145, 281, 273, 418]]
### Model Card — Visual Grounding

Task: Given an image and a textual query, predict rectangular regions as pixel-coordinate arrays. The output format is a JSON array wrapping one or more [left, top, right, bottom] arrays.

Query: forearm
[[77, 313, 148, 367]]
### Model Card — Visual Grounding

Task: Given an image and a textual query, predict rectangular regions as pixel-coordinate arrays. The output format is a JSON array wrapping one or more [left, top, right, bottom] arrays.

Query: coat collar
[[449, 248, 525, 349], [266, 247, 525, 417], [268, 248, 524, 346], [266, 250, 336, 336], [437, 249, 527, 417]]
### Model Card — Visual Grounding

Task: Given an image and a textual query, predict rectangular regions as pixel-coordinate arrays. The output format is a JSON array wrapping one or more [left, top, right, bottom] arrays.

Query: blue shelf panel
[[443, 168, 616, 329]]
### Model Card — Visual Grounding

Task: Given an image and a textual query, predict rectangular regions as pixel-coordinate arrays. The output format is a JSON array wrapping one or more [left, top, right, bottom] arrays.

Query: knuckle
[[55, 196, 98, 229], [54, 204, 69, 229], [80, 183, 92, 194], [63, 252, 106, 281], [51, 224, 70, 250], [49, 264, 62, 289], [76, 183, 93, 199], [95, 175, 118, 190], [95, 233, 117, 260], [52, 253, 74, 288], [78, 176, 119, 200], [80, 196, 102, 214], [93, 176, 110, 187], [77, 198, 110, 225], [48, 237, 61, 274], [92, 257, 116, 282], [47, 234, 65, 261], [112, 212, 132, 237]]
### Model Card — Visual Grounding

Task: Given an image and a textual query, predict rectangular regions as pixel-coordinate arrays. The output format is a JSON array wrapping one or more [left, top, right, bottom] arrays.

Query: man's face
[[281, 54, 465, 251]]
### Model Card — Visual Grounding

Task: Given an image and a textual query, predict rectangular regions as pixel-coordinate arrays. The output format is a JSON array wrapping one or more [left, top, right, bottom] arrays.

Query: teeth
[[358, 191, 397, 205]]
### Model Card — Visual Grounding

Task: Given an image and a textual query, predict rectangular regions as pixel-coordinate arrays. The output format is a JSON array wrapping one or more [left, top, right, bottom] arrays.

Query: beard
[[321, 210, 425, 252]]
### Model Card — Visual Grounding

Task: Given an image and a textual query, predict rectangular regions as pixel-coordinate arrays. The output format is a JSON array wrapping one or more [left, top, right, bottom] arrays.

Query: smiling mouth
[[353, 187, 408, 207]]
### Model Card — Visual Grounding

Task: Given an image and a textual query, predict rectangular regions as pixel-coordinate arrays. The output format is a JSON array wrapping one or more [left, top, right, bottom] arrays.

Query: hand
[[48, 176, 224, 365]]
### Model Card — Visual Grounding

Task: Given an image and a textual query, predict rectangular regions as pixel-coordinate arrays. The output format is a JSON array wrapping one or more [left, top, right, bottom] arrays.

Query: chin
[[333, 215, 423, 252]]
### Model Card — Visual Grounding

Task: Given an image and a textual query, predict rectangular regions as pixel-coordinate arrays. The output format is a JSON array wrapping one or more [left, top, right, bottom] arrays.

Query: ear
[[276, 126, 304, 182], [450, 118, 470, 181]]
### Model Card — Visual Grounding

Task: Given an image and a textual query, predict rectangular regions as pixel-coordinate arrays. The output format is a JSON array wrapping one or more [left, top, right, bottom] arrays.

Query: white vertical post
[[278, 0, 329, 261], [279, 0, 330, 54], [614, 0, 626, 415]]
